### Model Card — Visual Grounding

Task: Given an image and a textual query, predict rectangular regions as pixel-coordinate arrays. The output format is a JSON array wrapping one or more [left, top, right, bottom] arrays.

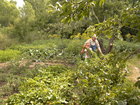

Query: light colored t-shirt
[[84, 39, 100, 48]]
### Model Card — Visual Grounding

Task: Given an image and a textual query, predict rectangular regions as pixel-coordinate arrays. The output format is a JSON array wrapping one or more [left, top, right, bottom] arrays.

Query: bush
[[0, 33, 16, 50], [114, 40, 140, 53], [0, 26, 18, 50], [65, 40, 84, 56]]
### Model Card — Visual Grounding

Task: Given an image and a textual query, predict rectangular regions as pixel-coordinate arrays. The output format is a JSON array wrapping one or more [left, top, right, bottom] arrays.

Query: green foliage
[[60, 0, 140, 42], [85, 17, 122, 40], [0, 0, 19, 26], [114, 41, 140, 53], [0, 0, 139, 44], [6, 54, 140, 105], [26, 45, 59, 61], [60, 0, 106, 22], [11, 41, 60, 61], [0, 49, 21, 62], [7, 65, 72, 105], [121, 2, 140, 30], [120, 1, 140, 41], [0, 26, 18, 49], [64, 40, 84, 57], [0, 60, 41, 104], [11, 1, 36, 42], [47, 20, 90, 39], [10, 39, 84, 62], [0, 0, 140, 104], [0, 33, 14, 50], [0, 75, 21, 97]]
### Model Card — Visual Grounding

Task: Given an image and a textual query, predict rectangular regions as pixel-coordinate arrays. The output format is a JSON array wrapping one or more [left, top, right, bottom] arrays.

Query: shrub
[[0, 33, 16, 50], [114, 40, 140, 53], [64, 39, 84, 56]]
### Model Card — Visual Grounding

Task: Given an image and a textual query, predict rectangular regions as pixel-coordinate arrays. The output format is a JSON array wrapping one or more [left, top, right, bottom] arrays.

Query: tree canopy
[[0, 0, 139, 42]]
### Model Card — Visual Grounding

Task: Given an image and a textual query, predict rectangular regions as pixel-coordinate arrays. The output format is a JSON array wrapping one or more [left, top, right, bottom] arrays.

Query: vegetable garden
[[0, 0, 140, 105]]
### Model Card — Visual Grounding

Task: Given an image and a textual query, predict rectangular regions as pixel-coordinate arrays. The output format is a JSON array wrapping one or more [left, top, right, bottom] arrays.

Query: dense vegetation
[[0, 0, 140, 105]]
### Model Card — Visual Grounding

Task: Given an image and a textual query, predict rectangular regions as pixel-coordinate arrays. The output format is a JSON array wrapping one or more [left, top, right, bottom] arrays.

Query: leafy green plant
[[10, 39, 85, 63], [0, 59, 42, 105], [7, 65, 72, 105], [6, 53, 140, 105], [64, 40, 83, 56], [114, 41, 140, 53]]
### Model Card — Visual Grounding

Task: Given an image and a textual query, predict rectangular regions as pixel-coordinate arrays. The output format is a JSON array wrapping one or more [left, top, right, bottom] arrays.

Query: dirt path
[[127, 62, 140, 82], [29, 61, 71, 68], [0, 62, 9, 69], [0, 60, 74, 69], [0, 60, 140, 82]]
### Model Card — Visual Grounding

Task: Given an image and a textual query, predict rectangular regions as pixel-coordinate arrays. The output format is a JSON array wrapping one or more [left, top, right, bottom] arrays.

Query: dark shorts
[[90, 45, 97, 51]]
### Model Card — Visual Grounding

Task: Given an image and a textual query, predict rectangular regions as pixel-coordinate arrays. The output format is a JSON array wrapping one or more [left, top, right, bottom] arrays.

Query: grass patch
[[0, 49, 21, 63]]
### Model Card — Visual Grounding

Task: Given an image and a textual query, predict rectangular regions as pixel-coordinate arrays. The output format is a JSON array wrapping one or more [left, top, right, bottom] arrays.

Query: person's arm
[[95, 39, 103, 55], [81, 39, 91, 54], [81, 43, 90, 53], [80, 45, 86, 54]]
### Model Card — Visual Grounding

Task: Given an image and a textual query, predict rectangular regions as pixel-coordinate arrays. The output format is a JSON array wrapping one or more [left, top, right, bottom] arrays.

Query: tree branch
[[106, 36, 115, 54], [92, 7, 100, 23]]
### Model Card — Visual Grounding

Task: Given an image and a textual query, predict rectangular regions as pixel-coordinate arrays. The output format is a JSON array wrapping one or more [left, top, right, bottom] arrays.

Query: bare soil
[[127, 62, 140, 82], [0, 60, 140, 82]]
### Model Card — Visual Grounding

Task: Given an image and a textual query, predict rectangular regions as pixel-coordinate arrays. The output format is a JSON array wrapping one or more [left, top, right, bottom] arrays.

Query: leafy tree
[[24, 0, 54, 31], [21, 0, 92, 39], [12, 1, 36, 42], [0, 0, 19, 26], [60, 0, 106, 23], [60, 1, 140, 45], [120, 1, 140, 41]]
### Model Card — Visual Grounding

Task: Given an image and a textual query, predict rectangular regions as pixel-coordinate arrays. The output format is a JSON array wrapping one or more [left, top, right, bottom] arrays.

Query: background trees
[[0, 0, 139, 44], [0, 0, 140, 104], [0, 0, 19, 26]]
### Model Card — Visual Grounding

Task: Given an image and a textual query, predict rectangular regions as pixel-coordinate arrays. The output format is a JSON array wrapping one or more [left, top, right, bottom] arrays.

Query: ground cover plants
[[0, 59, 44, 105], [10, 39, 85, 63], [0, 0, 140, 104], [0, 38, 140, 105], [0, 38, 84, 104], [0, 49, 21, 63], [6, 52, 140, 105]]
